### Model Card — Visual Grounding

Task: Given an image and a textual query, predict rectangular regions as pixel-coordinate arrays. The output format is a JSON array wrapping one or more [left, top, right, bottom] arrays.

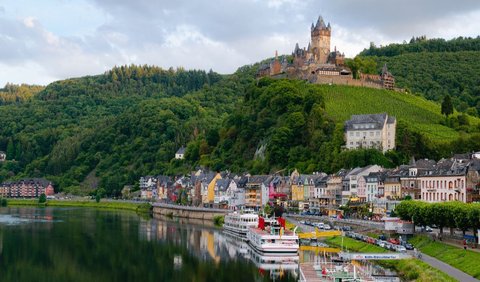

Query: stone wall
[[152, 203, 229, 220]]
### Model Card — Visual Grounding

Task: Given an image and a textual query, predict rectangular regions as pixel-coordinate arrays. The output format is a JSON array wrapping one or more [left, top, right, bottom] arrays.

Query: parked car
[[377, 240, 387, 248], [323, 224, 331, 230], [378, 234, 386, 241], [342, 226, 352, 231], [388, 238, 400, 245], [425, 226, 433, 232], [395, 245, 407, 253], [402, 242, 414, 250]]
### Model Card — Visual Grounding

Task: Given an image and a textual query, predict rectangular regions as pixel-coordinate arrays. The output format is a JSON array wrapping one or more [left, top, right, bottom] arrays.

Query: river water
[[0, 207, 299, 282], [0, 207, 398, 282]]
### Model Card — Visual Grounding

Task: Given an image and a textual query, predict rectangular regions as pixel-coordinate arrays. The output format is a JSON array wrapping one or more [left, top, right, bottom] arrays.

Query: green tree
[[39, 193, 46, 203], [441, 94, 454, 117], [6, 138, 14, 160]]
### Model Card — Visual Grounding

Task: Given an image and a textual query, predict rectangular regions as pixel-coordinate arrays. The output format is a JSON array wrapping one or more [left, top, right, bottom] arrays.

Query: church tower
[[310, 16, 331, 64]]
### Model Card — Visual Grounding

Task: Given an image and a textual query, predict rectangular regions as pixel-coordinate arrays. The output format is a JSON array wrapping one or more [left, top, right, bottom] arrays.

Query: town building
[[344, 113, 396, 152], [0, 151, 6, 162], [0, 178, 54, 198], [175, 147, 186, 160]]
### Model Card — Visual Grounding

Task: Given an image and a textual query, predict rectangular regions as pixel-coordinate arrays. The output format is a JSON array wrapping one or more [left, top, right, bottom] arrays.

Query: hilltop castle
[[258, 16, 395, 90]]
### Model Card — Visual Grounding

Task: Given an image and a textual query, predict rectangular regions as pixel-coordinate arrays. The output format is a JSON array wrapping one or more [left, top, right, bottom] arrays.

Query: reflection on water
[[0, 208, 297, 282], [0, 208, 397, 282], [139, 215, 299, 281]]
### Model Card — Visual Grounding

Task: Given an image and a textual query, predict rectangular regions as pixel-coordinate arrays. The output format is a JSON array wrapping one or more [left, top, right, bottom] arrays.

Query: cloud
[[0, 0, 479, 85]]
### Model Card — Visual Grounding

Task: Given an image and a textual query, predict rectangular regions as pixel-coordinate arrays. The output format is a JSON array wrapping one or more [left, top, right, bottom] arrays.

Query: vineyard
[[319, 84, 480, 142]]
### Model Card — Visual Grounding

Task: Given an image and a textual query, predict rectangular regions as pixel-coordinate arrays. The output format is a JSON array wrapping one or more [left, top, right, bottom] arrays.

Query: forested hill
[[1, 63, 480, 197], [0, 65, 247, 195], [359, 37, 480, 115]]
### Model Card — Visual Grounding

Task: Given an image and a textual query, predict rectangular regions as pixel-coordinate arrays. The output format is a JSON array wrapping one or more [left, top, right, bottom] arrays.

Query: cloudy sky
[[1, 0, 479, 86]]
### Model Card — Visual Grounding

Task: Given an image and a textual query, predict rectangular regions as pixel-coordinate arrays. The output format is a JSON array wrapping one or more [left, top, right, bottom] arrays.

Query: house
[[344, 113, 396, 153], [0, 178, 54, 198], [342, 165, 382, 205], [419, 158, 468, 203], [139, 176, 157, 199], [156, 175, 172, 202], [206, 172, 222, 205], [400, 158, 436, 200], [175, 147, 186, 160], [384, 170, 402, 200], [213, 178, 231, 207], [365, 172, 386, 202], [0, 151, 5, 162], [245, 175, 270, 209], [226, 177, 246, 210]]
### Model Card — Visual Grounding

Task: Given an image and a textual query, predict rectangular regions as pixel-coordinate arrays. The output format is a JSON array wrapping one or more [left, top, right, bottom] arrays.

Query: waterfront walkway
[[420, 252, 480, 282]]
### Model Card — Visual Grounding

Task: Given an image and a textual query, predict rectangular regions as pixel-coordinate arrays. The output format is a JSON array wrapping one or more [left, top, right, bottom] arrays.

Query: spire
[[409, 156, 416, 166], [311, 23, 314, 31], [307, 42, 311, 51], [275, 50, 278, 59], [327, 22, 331, 30], [294, 42, 299, 52], [315, 15, 326, 29]]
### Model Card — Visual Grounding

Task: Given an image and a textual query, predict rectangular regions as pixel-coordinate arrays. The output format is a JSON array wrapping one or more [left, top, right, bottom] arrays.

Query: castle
[[258, 16, 396, 90]]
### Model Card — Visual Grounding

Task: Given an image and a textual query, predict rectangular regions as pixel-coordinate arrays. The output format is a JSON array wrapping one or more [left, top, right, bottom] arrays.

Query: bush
[[213, 215, 224, 226], [0, 197, 7, 207], [38, 193, 47, 204]]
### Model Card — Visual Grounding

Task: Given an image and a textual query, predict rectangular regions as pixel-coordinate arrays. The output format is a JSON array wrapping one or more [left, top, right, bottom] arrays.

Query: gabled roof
[[345, 113, 395, 131], [176, 147, 186, 154]]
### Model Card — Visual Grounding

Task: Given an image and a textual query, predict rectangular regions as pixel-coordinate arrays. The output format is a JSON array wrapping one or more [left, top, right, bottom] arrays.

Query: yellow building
[[207, 173, 222, 203], [291, 183, 304, 201]]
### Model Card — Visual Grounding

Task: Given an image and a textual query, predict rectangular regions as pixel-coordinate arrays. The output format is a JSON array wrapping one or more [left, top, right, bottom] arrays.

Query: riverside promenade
[[151, 203, 229, 220]]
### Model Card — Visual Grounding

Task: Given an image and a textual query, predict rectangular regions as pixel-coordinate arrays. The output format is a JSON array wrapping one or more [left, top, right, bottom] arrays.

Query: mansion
[[344, 113, 396, 152]]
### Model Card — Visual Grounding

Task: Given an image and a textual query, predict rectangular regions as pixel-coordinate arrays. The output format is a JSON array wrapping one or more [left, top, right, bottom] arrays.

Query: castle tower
[[310, 16, 331, 64]]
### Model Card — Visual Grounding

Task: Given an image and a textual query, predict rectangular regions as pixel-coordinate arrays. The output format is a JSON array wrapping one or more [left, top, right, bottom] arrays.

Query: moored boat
[[223, 209, 259, 240], [247, 216, 299, 255]]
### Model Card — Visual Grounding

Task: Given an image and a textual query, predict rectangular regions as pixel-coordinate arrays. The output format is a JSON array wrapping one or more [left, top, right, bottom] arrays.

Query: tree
[[39, 193, 47, 203], [95, 194, 101, 203], [441, 94, 454, 117], [6, 138, 14, 160]]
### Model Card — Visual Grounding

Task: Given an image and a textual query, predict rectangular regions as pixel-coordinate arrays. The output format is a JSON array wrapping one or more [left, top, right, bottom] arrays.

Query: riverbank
[[326, 236, 456, 282], [5, 199, 152, 213], [411, 235, 480, 279]]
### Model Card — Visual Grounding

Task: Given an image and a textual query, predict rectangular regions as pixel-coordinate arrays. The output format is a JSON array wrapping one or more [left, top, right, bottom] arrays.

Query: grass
[[6, 199, 152, 213], [410, 235, 480, 279], [319, 84, 480, 142], [326, 236, 387, 253], [326, 236, 455, 282]]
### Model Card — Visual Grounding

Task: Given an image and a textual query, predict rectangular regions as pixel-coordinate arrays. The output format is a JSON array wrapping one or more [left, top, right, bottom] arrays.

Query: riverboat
[[223, 209, 259, 240], [247, 216, 299, 255]]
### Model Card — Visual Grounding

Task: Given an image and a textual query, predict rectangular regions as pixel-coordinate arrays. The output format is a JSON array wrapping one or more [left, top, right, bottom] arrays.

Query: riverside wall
[[152, 203, 229, 220]]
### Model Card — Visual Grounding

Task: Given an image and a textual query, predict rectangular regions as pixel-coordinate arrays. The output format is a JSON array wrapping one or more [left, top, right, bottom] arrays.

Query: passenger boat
[[247, 216, 299, 255], [223, 209, 259, 240]]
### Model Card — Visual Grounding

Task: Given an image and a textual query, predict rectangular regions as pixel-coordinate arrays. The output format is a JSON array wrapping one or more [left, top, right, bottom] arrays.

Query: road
[[420, 252, 480, 282]]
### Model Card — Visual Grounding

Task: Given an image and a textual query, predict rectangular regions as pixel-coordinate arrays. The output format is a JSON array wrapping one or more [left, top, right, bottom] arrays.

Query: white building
[[344, 113, 396, 153], [175, 147, 186, 159]]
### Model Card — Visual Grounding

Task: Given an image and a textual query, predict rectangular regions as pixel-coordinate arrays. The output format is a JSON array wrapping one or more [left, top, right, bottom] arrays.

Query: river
[[0, 207, 300, 282], [0, 207, 399, 282]]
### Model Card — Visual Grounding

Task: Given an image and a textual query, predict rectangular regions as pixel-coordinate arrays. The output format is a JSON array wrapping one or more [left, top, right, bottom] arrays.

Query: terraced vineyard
[[319, 84, 480, 143]]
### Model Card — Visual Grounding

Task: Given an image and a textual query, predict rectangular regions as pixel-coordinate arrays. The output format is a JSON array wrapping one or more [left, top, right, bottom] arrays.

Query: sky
[[0, 0, 480, 86]]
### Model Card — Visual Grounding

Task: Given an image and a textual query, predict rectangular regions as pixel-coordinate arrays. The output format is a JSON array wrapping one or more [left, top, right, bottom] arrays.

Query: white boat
[[223, 209, 259, 240], [247, 217, 299, 255]]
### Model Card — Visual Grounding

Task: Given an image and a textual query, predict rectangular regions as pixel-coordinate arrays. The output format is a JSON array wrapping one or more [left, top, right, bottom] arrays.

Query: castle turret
[[311, 15, 331, 64]]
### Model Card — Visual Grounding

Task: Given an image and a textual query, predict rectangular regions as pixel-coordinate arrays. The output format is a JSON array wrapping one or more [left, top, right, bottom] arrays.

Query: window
[[369, 132, 374, 137], [356, 132, 360, 137], [349, 132, 353, 137]]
